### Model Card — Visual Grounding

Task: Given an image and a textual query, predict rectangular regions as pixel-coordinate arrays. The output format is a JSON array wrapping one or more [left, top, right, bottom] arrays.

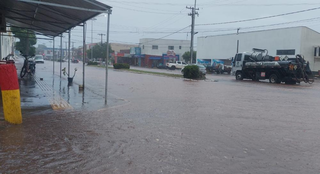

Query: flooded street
[[1, 61, 320, 173]]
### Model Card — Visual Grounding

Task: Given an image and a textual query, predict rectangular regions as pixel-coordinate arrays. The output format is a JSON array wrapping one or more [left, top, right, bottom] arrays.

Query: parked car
[[72, 59, 79, 63], [34, 55, 44, 63], [166, 61, 188, 70], [206, 64, 232, 74], [197, 64, 207, 75]]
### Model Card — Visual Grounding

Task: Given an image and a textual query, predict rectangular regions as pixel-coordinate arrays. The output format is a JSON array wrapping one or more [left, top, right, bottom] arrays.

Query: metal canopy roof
[[1, 0, 112, 37]]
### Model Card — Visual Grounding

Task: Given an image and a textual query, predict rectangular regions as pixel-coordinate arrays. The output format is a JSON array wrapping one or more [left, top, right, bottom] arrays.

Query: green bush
[[113, 63, 130, 69], [183, 65, 201, 79], [87, 61, 99, 65]]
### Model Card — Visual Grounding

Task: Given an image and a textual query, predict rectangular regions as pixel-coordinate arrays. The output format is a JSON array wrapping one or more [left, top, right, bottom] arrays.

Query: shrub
[[183, 65, 201, 79], [87, 61, 99, 65], [113, 63, 130, 69]]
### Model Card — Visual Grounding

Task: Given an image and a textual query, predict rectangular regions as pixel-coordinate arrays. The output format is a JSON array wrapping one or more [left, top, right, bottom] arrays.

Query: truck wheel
[[269, 74, 280, 84], [285, 80, 296, 85], [236, 71, 243, 80], [171, 66, 176, 70], [251, 73, 259, 81]]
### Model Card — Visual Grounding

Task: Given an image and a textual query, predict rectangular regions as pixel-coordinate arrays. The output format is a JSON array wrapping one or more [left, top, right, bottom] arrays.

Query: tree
[[182, 51, 197, 63], [11, 28, 37, 55], [36, 44, 47, 55], [86, 42, 114, 60]]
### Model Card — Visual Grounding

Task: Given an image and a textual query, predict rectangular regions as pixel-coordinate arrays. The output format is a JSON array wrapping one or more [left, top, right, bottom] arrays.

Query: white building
[[140, 38, 190, 60], [0, 30, 15, 59], [197, 26, 320, 72]]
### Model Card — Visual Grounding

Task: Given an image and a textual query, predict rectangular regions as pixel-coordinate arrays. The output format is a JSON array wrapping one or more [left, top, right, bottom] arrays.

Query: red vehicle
[[72, 59, 79, 63]]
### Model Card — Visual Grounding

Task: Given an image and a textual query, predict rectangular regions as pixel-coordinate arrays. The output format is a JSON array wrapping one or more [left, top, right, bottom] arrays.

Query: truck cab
[[231, 52, 251, 77]]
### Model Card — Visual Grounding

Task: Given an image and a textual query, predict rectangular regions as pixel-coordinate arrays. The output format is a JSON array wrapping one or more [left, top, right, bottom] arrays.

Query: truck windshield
[[236, 54, 242, 61]]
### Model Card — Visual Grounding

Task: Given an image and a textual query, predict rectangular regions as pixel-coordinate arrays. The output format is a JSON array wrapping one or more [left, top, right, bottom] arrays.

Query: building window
[[276, 49, 295, 55], [168, 46, 174, 50], [179, 46, 182, 49], [152, 45, 158, 50]]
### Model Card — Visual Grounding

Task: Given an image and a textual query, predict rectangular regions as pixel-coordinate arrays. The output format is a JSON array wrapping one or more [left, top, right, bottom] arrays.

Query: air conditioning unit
[[0, 11, 6, 32], [314, 47, 320, 59]]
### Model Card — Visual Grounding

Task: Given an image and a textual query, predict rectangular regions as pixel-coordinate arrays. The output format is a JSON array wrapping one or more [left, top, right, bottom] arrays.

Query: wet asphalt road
[[1, 60, 320, 173]]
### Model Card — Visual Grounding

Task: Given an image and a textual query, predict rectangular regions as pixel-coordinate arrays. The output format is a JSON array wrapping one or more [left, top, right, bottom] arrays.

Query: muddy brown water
[[1, 60, 320, 173]]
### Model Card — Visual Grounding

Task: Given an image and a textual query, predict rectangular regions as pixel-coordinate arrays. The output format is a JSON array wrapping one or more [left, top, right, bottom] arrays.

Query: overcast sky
[[42, 0, 320, 49]]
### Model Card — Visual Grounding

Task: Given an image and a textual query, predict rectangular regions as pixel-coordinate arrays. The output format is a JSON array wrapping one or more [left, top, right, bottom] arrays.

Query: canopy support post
[[83, 22, 86, 88], [105, 11, 111, 104], [53, 37, 55, 75], [68, 30, 71, 78], [60, 34, 62, 78]]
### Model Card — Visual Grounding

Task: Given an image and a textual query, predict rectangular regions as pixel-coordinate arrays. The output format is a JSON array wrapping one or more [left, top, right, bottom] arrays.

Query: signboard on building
[[130, 47, 141, 55], [163, 54, 179, 60], [167, 50, 176, 57]]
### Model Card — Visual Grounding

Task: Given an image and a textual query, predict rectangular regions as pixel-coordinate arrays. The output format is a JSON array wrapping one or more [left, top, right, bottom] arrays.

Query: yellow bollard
[[0, 64, 22, 124]]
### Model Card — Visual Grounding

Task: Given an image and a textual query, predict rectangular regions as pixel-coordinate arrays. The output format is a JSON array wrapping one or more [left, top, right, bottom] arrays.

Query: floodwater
[[1, 61, 320, 173]]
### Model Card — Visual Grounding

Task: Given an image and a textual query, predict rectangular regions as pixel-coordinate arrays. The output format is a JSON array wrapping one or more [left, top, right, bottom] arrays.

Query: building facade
[[140, 38, 190, 57], [135, 38, 191, 67], [197, 26, 320, 72], [110, 43, 137, 53], [0, 29, 14, 59], [41, 48, 69, 60]]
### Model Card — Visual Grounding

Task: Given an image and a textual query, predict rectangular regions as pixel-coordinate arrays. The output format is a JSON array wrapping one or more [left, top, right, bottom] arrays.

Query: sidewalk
[[0, 57, 126, 121]]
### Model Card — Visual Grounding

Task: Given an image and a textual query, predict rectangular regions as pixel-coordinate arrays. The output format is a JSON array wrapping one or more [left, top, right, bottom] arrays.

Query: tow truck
[[231, 48, 314, 84]]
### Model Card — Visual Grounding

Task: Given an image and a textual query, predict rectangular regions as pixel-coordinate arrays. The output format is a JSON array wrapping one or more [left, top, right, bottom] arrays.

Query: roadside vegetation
[[113, 63, 130, 69], [182, 65, 205, 80], [87, 61, 99, 66]]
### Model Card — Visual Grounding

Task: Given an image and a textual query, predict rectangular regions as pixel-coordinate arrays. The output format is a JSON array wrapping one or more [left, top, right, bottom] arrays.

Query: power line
[[199, 17, 320, 35], [139, 25, 191, 44], [201, 3, 320, 7], [98, 33, 106, 44], [196, 6, 320, 26], [110, 4, 184, 15], [104, 0, 185, 14], [99, 0, 320, 6], [70, 16, 320, 35]]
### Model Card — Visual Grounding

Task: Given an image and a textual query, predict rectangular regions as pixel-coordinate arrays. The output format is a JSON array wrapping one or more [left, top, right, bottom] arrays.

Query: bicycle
[[20, 54, 36, 78]]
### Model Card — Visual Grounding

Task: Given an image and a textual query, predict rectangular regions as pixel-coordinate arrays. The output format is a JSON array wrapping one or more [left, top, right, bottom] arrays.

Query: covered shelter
[[0, 0, 112, 103]]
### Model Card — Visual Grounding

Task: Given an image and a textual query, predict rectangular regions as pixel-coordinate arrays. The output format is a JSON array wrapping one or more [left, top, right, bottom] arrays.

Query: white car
[[166, 61, 188, 70], [34, 55, 44, 63]]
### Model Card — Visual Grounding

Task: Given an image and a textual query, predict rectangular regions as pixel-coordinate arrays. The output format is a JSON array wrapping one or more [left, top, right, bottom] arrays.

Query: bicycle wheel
[[20, 66, 27, 78]]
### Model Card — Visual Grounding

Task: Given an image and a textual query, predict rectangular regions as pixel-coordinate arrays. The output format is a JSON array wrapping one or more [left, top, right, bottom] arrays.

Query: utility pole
[[237, 28, 240, 53], [187, 0, 199, 64], [72, 42, 75, 58], [98, 33, 105, 44]]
